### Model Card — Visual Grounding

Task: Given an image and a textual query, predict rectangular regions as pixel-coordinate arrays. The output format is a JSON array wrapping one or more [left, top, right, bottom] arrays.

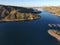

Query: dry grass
[[0, 5, 40, 21], [43, 6, 60, 16]]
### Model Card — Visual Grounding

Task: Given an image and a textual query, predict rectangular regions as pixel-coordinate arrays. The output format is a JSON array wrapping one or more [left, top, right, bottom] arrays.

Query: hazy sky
[[0, 0, 60, 7]]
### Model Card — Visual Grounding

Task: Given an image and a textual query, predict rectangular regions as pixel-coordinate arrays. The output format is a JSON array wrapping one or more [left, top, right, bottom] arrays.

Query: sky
[[0, 0, 60, 7]]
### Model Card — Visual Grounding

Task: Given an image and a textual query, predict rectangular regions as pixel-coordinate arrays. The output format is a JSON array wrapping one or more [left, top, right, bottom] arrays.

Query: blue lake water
[[0, 10, 60, 45]]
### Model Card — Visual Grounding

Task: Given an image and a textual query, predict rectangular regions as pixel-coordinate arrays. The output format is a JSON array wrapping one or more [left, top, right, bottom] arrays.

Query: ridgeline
[[0, 5, 41, 21]]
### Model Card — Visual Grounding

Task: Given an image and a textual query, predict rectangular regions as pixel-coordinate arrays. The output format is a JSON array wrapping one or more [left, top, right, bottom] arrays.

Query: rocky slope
[[43, 6, 60, 16], [0, 5, 41, 21]]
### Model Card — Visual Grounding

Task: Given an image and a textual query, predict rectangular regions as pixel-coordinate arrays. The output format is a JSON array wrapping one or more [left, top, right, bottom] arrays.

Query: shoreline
[[0, 17, 40, 22], [43, 6, 60, 17], [48, 29, 60, 41]]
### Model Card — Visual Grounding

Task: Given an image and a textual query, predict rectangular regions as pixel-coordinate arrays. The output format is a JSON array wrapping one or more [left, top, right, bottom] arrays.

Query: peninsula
[[48, 29, 60, 41], [0, 5, 41, 21]]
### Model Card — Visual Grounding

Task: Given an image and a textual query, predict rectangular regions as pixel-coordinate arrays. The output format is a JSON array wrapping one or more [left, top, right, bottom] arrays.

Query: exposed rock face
[[0, 5, 40, 21]]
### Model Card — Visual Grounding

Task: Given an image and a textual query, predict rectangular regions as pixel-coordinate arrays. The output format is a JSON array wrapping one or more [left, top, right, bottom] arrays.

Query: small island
[[43, 6, 60, 17], [0, 5, 41, 21]]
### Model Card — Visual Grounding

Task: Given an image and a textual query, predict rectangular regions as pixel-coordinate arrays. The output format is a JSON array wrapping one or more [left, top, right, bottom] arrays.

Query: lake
[[0, 10, 60, 45]]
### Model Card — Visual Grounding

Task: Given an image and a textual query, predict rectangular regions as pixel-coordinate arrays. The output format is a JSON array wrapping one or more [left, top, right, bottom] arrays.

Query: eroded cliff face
[[0, 5, 40, 21]]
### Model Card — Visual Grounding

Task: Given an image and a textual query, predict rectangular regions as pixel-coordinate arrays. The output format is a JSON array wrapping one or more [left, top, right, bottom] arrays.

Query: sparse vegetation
[[43, 6, 60, 16], [0, 5, 41, 21]]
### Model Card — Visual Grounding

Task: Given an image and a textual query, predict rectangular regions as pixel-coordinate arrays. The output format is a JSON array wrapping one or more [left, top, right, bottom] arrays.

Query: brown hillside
[[0, 5, 40, 21]]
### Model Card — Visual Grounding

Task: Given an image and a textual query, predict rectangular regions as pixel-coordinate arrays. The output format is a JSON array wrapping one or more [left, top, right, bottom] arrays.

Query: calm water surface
[[0, 11, 60, 45]]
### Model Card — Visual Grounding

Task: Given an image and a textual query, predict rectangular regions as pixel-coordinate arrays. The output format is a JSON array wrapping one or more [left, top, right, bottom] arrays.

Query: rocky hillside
[[0, 5, 41, 21], [43, 6, 60, 16]]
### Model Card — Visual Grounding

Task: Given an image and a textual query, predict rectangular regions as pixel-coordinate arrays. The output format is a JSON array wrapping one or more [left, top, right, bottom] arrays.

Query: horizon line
[[0, 4, 60, 7]]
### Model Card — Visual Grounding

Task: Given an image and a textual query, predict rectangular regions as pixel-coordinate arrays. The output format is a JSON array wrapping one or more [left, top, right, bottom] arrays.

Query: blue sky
[[0, 0, 60, 7]]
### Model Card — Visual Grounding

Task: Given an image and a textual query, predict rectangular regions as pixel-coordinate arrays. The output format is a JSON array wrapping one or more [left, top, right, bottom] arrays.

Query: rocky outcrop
[[0, 5, 40, 21]]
